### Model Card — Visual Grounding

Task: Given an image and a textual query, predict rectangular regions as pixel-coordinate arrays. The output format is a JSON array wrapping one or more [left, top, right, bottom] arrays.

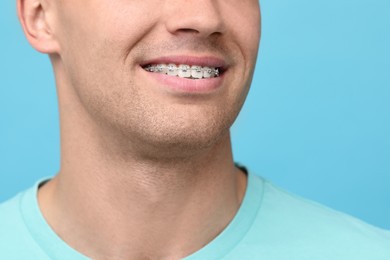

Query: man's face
[[52, 0, 261, 156]]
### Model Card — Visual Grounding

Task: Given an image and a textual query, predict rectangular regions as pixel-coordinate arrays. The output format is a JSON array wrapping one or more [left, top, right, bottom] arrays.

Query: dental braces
[[144, 64, 220, 78]]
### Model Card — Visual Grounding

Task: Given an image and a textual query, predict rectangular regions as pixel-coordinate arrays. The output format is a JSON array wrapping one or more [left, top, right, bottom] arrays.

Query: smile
[[143, 64, 220, 79]]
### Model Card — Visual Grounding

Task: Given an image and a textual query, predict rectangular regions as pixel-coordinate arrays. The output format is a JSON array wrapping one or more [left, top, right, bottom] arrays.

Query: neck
[[38, 85, 247, 259]]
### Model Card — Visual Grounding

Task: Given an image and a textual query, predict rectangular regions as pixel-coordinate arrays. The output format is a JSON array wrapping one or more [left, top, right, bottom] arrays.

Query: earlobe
[[17, 0, 60, 54]]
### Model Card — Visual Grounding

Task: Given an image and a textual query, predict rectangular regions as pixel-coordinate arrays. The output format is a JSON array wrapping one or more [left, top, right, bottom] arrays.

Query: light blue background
[[1, 1, 389, 229]]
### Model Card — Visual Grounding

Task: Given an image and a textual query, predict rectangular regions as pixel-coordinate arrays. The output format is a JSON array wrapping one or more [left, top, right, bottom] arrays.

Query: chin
[[128, 119, 232, 160]]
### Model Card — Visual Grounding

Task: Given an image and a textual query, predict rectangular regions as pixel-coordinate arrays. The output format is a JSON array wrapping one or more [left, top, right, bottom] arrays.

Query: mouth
[[140, 55, 228, 80], [139, 55, 228, 93], [142, 64, 224, 80]]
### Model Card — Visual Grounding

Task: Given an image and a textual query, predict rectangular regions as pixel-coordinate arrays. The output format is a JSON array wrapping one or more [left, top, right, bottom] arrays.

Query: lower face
[[54, 0, 261, 158]]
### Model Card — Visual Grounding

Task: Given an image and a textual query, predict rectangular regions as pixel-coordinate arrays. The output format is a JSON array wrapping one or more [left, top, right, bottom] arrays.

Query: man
[[1, 0, 389, 259]]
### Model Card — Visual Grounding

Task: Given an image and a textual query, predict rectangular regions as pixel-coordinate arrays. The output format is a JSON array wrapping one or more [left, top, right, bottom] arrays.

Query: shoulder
[[0, 193, 25, 236], [233, 175, 390, 259], [0, 191, 48, 259]]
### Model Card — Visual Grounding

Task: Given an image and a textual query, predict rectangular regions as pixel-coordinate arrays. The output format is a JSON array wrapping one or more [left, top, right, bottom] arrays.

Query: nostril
[[176, 28, 200, 34]]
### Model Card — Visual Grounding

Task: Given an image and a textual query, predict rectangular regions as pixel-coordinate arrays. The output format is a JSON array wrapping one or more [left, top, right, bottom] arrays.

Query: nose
[[164, 0, 225, 38]]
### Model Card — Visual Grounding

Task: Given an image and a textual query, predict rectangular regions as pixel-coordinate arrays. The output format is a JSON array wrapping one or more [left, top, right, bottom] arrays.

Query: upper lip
[[140, 55, 228, 69]]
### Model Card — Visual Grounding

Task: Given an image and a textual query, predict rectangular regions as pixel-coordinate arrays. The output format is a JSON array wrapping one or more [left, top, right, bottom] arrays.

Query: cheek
[[93, 1, 165, 59], [56, 1, 161, 65], [223, 5, 260, 116], [222, 1, 261, 61], [56, 2, 162, 100]]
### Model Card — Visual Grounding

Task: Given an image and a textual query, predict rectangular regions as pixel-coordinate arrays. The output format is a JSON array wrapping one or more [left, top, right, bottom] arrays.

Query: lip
[[139, 55, 228, 94]]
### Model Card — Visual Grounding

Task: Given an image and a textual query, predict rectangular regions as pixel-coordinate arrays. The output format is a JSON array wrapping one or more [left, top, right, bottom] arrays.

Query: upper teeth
[[144, 64, 220, 79]]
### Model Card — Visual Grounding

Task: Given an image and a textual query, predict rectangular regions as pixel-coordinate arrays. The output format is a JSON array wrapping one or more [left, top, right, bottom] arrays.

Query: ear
[[17, 0, 60, 54]]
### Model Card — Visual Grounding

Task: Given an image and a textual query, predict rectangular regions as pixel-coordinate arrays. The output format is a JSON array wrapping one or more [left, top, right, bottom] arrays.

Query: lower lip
[[141, 67, 225, 94]]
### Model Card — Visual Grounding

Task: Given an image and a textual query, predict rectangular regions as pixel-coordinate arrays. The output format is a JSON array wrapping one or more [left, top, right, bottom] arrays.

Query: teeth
[[191, 66, 203, 79], [167, 64, 178, 76], [144, 64, 221, 79], [156, 64, 168, 74], [203, 67, 212, 78], [177, 65, 191, 78]]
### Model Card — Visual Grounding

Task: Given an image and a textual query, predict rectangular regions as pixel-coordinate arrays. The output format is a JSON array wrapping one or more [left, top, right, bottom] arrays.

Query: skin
[[18, 0, 261, 259]]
